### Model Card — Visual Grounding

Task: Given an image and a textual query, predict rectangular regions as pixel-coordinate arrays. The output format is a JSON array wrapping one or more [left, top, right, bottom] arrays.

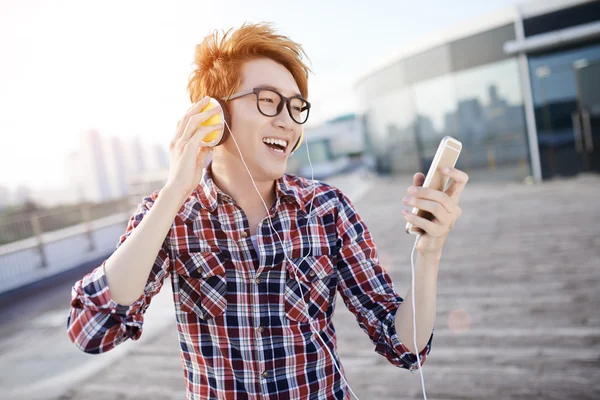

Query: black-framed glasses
[[223, 87, 311, 124]]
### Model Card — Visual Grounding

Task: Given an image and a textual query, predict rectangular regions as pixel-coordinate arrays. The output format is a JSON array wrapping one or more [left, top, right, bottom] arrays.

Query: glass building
[[355, 0, 600, 182]]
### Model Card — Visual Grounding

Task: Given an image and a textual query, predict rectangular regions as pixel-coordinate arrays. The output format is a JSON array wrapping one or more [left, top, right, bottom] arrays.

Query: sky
[[0, 0, 526, 191]]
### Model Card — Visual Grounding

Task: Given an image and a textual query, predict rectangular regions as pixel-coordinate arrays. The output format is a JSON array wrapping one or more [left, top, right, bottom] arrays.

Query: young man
[[67, 23, 469, 399]]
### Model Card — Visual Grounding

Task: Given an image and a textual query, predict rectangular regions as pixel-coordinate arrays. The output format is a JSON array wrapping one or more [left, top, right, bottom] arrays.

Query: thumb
[[413, 172, 425, 187], [196, 146, 211, 167]]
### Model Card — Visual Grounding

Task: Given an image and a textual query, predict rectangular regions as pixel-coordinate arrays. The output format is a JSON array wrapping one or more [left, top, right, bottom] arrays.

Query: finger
[[176, 101, 205, 127], [406, 185, 459, 216], [196, 146, 211, 167], [403, 196, 452, 226], [185, 100, 201, 113], [402, 210, 443, 236], [441, 167, 469, 199], [186, 123, 224, 149], [174, 99, 209, 140], [177, 124, 222, 167], [413, 172, 425, 187], [181, 106, 222, 142], [174, 96, 212, 141], [175, 103, 200, 132]]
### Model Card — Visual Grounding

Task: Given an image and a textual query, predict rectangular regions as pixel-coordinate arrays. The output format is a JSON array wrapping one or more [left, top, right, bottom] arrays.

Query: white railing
[[0, 202, 135, 294]]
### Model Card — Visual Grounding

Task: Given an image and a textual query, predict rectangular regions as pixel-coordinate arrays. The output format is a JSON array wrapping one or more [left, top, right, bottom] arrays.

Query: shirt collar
[[194, 162, 307, 215], [275, 174, 307, 214]]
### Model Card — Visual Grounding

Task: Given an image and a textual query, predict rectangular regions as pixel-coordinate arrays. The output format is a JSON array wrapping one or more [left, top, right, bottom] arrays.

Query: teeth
[[262, 137, 288, 149]]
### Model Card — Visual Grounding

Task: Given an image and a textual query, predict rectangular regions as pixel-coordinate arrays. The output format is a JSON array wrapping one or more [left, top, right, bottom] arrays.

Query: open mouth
[[262, 137, 288, 154]]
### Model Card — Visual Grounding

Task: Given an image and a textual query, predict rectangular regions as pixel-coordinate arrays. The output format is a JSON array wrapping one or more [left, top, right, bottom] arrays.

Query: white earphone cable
[[222, 118, 424, 400], [223, 120, 360, 399], [411, 234, 427, 399]]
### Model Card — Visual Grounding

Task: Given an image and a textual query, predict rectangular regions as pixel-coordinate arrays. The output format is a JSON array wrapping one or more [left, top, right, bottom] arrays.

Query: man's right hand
[[101, 97, 223, 309], [164, 96, 224, 202]]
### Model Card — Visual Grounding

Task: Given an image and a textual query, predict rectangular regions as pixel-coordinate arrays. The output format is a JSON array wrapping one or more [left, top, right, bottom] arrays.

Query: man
[[67, 23, 469, 399]]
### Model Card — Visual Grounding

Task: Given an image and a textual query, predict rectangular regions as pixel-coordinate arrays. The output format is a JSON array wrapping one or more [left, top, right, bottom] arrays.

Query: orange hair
[[187, 22, 311, 103]]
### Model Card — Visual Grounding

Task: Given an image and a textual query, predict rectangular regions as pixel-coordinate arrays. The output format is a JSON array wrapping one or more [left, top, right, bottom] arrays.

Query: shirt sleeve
[[334, 189, 433, 371], [66, 190, 172, 354]]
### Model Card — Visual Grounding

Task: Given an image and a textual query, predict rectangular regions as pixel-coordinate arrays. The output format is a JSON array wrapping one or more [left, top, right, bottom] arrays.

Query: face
[[219, 58, 304, 181]]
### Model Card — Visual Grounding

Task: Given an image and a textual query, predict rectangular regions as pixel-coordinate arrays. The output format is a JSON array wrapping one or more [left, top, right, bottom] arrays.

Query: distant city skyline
[[0, 130, 168, 208], [0, 0, 526, 191], [69, 129, 169, 204]]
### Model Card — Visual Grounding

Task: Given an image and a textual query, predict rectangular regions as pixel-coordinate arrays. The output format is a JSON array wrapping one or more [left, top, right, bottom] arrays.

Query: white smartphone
[[405, 136, 462, 236]]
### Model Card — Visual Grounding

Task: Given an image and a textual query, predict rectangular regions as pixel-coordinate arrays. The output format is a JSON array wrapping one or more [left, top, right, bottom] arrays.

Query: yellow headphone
[[197, 98, 304, 153]]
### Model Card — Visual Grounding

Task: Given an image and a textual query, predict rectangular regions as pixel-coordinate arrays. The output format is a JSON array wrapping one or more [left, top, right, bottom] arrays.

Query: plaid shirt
[[67, 163, 433, 399]]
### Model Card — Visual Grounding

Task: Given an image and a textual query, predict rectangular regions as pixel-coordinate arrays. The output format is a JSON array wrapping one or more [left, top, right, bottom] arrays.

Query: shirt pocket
[[174, 252, 228, 320], [284, 255, 335, 328]]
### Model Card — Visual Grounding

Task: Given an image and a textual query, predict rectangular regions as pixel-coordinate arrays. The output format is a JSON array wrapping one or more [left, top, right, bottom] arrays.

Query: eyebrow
[[256, 84, 302, 98]]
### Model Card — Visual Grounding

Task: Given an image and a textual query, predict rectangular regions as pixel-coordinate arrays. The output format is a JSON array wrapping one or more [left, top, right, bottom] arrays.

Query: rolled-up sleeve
[[334, 190, 433, 371], [67, 191, 171, 354]]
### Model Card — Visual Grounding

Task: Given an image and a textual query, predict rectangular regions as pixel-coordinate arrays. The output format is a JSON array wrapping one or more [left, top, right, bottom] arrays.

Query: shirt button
[[254, 277, 261, 284], [241, 231, 248, 238], [261, 371, 269, 378], [111, 309, 116, 314], [308, 270, 316, 277], [257, 326, 264, 333]]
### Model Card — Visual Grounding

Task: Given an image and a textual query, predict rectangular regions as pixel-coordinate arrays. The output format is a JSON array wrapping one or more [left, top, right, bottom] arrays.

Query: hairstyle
[[187, 22, 311, 103]]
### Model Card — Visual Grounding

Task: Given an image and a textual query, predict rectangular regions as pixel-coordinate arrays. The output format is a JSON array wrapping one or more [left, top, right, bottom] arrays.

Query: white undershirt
[[250, 235, 259, 253]]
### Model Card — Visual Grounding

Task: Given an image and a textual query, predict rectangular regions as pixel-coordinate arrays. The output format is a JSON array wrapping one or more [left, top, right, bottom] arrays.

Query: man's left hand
[[402, 167, 469, 258]]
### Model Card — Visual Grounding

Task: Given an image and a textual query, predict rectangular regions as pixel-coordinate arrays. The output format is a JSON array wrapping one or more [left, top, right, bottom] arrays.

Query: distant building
[[104, 136, 129, 199], [128, 137, 146, 177], [0, 186, 10, 210], [14, 185, 32, 206], [152, 143, 169, 171], [72, 129, 112, 202], [355, 0, 600, 182], [30, 187, 81, 207], [288, 113, 373, 180], [69, 129, 168, 203]]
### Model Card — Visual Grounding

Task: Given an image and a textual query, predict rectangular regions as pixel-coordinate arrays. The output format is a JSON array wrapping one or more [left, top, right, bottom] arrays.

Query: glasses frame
[[222, 87, 311, 125]]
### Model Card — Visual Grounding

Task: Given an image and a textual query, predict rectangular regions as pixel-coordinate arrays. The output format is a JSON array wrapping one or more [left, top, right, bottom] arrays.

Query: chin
[[255, 161, 287, 181], [267, 166, 287, 181]]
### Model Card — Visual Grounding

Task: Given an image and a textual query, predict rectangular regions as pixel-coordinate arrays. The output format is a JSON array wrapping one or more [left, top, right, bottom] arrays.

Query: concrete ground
[[1, 171, 599, 399]]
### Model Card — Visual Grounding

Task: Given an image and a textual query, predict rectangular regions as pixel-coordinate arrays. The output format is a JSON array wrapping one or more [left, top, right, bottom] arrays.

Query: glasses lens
[[289, 97, 309, 124], [256, 90, 281, 116]]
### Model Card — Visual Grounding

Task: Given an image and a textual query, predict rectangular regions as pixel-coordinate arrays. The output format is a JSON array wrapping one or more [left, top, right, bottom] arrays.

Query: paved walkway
[[2, 172, 599, 399]]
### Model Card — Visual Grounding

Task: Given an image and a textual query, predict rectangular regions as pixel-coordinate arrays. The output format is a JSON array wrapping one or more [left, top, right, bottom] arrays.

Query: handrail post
[[81, 204, 95, 252], [30, 212, 47, 268]]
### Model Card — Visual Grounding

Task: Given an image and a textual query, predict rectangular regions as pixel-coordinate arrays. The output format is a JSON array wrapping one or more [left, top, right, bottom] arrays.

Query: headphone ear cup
[[213, 98, 231, 146], [291, 127, 304, 153], [198, 97, 231, 147]]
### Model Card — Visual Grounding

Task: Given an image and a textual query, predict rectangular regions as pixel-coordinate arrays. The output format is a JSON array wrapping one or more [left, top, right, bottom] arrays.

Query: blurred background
[[1, 0, 599, 399]]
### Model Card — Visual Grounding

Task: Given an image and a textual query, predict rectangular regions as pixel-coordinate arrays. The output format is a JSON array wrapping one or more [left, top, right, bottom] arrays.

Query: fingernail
[[442, 167, 450, 173], [408, 186, 417, 194]]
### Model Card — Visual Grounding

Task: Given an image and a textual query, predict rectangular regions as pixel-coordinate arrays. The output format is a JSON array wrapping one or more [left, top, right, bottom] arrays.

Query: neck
[[210, 151, 277, 214]]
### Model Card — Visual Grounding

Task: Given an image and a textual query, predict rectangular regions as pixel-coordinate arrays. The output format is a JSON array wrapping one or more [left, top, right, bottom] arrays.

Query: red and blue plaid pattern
[[67, 163, 432, 399]]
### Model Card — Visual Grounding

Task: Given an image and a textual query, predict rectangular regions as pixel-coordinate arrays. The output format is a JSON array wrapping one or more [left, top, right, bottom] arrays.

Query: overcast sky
[[0, 0, 525, 191]]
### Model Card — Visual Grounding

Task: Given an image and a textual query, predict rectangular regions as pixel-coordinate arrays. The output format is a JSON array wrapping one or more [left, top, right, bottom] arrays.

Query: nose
[[273, 106, 296, 132]]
